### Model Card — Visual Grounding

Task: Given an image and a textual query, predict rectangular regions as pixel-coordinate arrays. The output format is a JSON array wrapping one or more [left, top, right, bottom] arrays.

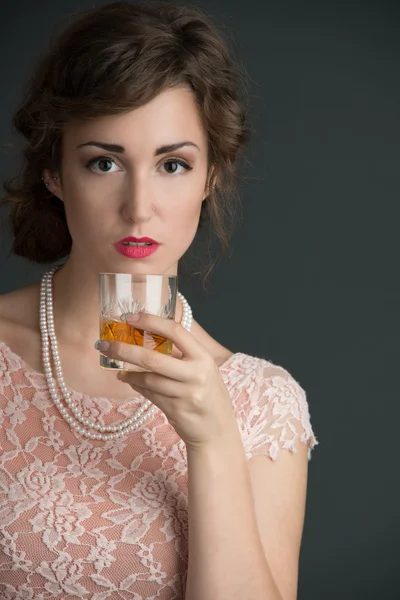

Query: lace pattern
[[0, 342, 317, 599]]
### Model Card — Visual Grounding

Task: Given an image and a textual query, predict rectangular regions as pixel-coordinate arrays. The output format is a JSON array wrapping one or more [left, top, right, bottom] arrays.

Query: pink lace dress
[[0, 342, 317, 600]]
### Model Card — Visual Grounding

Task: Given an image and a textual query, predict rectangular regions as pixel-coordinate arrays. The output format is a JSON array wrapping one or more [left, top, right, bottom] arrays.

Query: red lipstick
[[114, 236, 160, 259]]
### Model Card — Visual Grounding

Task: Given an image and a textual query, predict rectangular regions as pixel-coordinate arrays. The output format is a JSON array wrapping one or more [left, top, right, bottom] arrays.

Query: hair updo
[[1, 1, 249, 282]]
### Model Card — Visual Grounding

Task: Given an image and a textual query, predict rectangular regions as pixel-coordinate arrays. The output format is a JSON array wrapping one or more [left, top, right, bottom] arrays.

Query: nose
[[121, 172, 155, 223]]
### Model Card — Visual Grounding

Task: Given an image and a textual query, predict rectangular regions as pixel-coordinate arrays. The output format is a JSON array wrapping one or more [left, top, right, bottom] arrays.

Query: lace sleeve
[[238, 359, 318, 462]]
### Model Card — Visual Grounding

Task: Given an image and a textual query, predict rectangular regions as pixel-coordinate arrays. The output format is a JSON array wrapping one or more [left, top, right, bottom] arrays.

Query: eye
[[84, 156, 121, 174], [161, 158, 193, 175]]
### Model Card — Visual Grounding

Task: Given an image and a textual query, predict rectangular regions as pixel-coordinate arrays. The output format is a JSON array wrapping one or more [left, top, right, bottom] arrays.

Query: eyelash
[[84, 156, 193, 174]]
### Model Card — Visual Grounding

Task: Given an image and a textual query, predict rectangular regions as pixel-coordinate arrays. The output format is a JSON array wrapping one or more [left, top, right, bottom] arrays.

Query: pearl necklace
[[40, 267, 193, 441]]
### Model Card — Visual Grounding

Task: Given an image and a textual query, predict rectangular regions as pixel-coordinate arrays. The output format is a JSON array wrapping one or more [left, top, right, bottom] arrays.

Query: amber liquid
[[100, 318, 173, 355]]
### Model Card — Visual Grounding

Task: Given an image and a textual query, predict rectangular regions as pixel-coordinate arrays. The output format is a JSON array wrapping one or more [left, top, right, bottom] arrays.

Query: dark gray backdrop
[[1, 1, 399, 599]]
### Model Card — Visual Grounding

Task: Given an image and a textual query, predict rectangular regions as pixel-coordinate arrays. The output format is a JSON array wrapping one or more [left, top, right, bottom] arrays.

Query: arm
[[184, 428, 284, 600]]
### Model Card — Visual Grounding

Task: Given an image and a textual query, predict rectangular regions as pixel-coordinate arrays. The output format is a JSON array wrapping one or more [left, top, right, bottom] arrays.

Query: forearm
[[184, 427, 282, 600]]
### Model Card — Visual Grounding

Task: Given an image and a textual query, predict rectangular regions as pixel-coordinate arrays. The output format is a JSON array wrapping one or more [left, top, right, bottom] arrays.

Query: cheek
[[165, 173, 206, 220], [63, 171, 114, 213], [168, 195, 203, 229], [166, 200, 203, 253], [62, 187, 106, 243]]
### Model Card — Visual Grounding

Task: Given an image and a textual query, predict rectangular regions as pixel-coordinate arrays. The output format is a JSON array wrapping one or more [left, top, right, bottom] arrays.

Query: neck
[[50, 258, 184, 350]]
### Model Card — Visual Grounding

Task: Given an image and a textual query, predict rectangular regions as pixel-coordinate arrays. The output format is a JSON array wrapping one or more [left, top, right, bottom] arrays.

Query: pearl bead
[[40, 267, 192, 440]]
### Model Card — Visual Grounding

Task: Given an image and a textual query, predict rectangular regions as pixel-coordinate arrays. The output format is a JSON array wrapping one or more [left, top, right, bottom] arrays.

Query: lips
[[118, 236, 159, 245], [114, 236, 160, 259]]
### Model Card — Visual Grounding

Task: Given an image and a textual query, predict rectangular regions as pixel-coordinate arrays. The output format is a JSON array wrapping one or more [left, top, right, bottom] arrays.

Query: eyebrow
[[75, 140, 200, 155]]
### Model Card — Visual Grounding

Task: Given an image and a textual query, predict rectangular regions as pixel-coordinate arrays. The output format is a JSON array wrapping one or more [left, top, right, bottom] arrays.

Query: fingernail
[[95, 340, 110, 351], [126, 313, 140, 323]]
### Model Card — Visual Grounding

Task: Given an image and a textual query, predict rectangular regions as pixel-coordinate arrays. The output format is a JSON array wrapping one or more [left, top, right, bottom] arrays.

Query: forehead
[[62, 86, 208, 153]]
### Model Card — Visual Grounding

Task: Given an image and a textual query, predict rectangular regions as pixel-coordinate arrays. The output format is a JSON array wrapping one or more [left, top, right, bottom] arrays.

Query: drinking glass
[[99, 273, 177, 371]]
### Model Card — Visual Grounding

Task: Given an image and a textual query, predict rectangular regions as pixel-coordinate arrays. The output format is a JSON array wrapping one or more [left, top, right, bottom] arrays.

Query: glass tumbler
[[99, 273, 177, 371]]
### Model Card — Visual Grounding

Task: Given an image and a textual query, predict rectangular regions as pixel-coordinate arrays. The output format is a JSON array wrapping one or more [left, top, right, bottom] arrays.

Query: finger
[[96, 340, 193, 382], [119, 370, 184, 398], [126, 312, 204, 359], [119, 376, 184, 414], [121, 380, 164, 410], [171, 344, 183, 359]]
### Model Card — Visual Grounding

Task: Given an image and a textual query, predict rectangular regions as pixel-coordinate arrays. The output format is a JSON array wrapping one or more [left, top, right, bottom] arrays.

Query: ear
[[203, 167, 216, 201], [42, 169, 64, 202]]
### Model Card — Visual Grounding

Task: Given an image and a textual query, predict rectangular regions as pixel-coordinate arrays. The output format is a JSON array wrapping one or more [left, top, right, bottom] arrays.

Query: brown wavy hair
[[1, 1, 249, 284]]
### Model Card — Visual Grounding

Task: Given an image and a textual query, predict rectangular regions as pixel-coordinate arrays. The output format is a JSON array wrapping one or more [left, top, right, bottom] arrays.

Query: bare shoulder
[[0, 283, 41, 347]]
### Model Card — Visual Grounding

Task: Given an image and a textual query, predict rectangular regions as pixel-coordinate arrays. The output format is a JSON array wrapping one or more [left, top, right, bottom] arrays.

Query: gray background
[[1, 0, 399, 598]]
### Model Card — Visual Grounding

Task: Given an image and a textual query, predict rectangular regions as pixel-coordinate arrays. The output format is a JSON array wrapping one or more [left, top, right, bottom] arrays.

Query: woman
[[0, 2, 317, 599]]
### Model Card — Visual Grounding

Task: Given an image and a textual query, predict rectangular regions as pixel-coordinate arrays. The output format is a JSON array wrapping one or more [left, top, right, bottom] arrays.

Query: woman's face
[[46, 86, 209, 275]]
